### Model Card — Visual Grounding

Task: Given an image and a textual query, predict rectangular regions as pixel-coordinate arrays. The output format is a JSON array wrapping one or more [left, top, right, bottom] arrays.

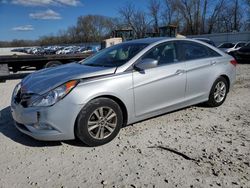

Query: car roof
[[122, 37, 224, 49], [116, 37, 226, 73], [124, 37, 171, 44], [235, 41, 246, 44]]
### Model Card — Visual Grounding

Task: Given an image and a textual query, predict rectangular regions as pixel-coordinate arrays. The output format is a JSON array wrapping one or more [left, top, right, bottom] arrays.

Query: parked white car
[[218, 42, 246, 53], [11, 38, 237, 146]]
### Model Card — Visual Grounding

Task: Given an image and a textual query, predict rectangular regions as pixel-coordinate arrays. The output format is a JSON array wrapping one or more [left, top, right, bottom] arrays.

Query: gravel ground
[[0, 64, 249, 188]]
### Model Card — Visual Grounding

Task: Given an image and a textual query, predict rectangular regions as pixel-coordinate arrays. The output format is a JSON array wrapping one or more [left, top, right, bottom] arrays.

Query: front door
[[133, 42, 186, 117]]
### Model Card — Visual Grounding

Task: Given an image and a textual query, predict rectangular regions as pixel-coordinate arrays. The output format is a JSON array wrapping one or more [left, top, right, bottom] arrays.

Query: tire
[[206, 77, 229, 107], [44, 61, 62, 68], [76, 98, 123, 146]]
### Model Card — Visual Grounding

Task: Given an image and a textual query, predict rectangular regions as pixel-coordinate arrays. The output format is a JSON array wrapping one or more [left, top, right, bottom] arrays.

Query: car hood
[[21, 62, 116, 94]]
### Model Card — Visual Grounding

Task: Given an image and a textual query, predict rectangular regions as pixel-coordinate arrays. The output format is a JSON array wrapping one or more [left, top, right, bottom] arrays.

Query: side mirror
[[134, 58, 158, 71]]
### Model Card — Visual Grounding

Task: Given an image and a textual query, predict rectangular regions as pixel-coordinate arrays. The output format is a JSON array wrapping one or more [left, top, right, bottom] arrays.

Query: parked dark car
[[230, 42, 250, 63], [11, 48, 27, 53]]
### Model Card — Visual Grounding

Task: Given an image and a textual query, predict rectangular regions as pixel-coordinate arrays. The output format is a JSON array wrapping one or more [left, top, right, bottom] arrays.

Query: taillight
[[230, 59, 237, 66]]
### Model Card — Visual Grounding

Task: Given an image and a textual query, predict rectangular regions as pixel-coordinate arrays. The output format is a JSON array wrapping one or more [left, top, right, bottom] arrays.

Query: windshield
[[218, 43, 235, 48], [80, 43, 148, 67], [236, 43, 246, 48]]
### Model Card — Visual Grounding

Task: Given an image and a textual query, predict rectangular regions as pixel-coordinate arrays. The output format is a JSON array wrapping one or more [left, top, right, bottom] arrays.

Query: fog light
[[33, 123, 54, 130], [34, 112, 54, 130]]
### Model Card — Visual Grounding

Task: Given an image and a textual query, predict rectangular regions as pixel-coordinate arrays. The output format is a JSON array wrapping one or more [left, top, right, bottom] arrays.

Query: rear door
[[176, 41, 222, 101]]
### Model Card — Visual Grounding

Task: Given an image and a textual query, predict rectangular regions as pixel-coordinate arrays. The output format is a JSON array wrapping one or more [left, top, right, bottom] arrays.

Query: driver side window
[[141, 42, 178, 66]]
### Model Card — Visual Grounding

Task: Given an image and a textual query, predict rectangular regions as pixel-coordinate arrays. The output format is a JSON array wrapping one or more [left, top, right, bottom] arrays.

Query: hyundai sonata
[[11, 38, 237, 146]]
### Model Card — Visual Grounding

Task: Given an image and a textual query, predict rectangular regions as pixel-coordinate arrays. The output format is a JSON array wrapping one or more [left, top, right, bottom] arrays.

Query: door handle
[[175, 69, 185, 75], [211, 60, 217, 65]]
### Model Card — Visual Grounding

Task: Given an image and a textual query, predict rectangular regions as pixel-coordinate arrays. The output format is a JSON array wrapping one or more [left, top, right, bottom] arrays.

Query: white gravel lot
[[0, 65, 249, 188]]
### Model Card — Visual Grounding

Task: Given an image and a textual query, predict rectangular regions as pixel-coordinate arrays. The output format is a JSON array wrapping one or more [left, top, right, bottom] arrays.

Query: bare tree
[[76, 15, 115, 42], [119, 2, 149, 38], [201, 0, 207, 33], [173, 0, 199, 34], [211, 0, 244, 33], [162, 0, 177, 24], [245, 0, 250, 30], [148, 0, 161, 33], [118, 3, 136, 31], [161, 0, 244, 34], [67, 26, 78, 43], [194, 0, 201, 34], [233, 0, 239, 31], [207, 0, 225, 33]]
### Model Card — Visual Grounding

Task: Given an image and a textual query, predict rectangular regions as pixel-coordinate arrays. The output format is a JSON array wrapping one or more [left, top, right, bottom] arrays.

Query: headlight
[[31, 80, 79, 107]]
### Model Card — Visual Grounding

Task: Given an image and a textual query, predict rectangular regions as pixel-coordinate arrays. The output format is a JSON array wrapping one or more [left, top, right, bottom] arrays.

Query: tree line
[[1, 0, 250, 47]]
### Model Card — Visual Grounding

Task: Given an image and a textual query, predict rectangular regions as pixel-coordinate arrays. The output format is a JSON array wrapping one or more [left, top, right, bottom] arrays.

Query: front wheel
[[76, 98, 123, 146], [206, 77, 229, 107]]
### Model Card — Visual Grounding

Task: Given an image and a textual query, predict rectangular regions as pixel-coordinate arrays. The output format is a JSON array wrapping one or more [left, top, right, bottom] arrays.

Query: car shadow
[[0, 106, 94, 147], [124, 104, 208, 128], [0, 103, 208, 147]]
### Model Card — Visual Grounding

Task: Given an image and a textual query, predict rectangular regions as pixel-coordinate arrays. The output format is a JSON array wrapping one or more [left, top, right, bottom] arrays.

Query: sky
[[0, 0, 148, 41]]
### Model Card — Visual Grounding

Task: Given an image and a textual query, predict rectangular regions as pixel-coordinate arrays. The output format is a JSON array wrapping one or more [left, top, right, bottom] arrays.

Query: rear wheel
[[76, 98, 123, 146], [206, 77, 228, 107]]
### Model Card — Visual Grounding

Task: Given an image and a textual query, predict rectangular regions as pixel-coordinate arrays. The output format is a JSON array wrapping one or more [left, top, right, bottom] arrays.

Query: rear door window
[[177, 41, 220, 61]]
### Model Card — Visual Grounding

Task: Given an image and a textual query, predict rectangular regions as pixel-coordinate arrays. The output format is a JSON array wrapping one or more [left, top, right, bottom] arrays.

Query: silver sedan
[[11, 38, 237, 146]]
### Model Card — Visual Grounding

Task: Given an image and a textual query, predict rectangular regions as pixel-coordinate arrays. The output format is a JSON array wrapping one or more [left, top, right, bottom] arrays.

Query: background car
[[9, 45, 100, 56], [230, 42, 250, 63], [226, 42, 246, 53], [217, 42, 235, 52]]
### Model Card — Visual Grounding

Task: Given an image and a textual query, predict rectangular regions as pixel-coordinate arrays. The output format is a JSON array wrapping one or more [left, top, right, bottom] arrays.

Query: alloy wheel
[[87, 107, 117, 140], [214, 81, 226, 103]]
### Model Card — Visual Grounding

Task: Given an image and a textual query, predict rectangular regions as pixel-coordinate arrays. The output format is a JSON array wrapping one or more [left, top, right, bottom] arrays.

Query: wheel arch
[[220, 74, 230, 91], [74, 94, 128, 139], [94, 95, 128, 127]]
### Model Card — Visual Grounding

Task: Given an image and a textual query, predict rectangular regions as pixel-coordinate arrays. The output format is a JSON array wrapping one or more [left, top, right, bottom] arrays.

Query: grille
[[14, 90, 32, 108]]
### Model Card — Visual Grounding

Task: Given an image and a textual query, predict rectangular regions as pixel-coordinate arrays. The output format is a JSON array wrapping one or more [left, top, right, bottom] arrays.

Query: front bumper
[[14, 121, 65, 141], [11, 92, 84, 141]]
